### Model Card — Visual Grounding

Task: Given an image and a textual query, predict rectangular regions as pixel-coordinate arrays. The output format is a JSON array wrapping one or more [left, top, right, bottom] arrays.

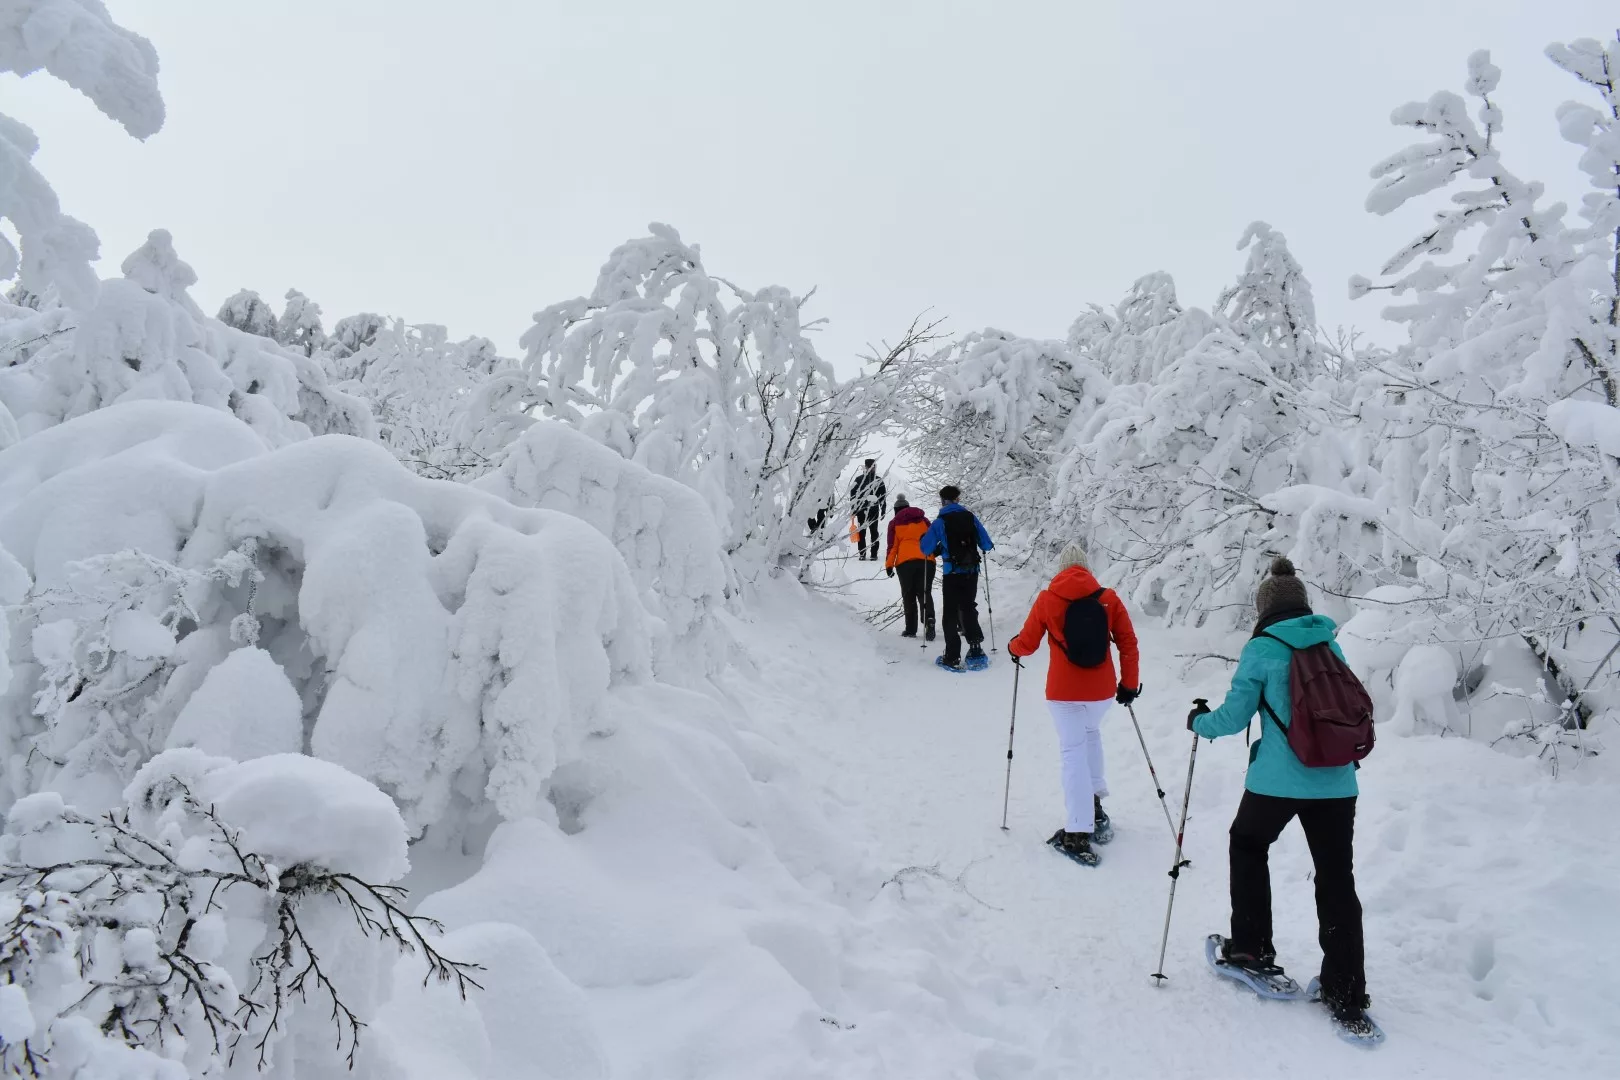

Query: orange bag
[[849, 516, 860, 544]]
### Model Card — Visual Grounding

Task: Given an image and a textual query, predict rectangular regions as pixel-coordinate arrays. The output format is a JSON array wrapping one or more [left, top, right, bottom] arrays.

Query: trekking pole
[[1151, 703, 1204, 986], [983, 557, 997, 652], [1127, 705, 1181, 848], [999, 661, 1021, 830]]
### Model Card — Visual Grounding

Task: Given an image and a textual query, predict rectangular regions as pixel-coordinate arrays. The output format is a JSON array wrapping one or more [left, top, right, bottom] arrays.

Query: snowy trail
[[743, 561, 1620, 1079]]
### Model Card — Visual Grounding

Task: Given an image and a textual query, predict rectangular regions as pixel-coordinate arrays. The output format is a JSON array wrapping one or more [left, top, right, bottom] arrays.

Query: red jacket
[[1007, 566, 1140, 702]]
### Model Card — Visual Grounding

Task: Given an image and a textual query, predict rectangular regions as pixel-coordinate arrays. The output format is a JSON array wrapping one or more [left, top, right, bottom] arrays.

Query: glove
[[1116, 684, 1142, 706], [885, 567, 894, 578], [1011, 654, 1023, 668], [1187, 699, 1211, 731]]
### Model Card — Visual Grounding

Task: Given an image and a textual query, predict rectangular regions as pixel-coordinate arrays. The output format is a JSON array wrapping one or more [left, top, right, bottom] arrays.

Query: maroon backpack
[[1257, 633, 1375, 768]]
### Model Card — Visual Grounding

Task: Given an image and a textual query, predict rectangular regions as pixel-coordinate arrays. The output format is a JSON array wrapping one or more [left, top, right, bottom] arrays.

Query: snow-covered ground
[[737, 556, 1620, 1079]]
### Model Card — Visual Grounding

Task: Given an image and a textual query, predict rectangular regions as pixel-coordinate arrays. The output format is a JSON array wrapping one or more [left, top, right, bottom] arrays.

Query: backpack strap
[[1254, 632, 1294, 738]]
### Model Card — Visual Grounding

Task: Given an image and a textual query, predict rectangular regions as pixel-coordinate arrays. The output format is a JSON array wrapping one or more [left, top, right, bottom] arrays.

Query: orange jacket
[[885, 507, 936, 568], [1007, 566, 1140, 702]]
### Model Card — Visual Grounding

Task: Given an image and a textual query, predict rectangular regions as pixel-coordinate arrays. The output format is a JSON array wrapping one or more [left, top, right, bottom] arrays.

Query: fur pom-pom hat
[[1057, 542, 1090, 571], [893, 494, 909, 510], [1256, 556, 1310, 618]]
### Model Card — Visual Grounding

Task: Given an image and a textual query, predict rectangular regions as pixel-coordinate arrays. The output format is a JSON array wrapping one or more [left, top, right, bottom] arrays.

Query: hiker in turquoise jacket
[[1190, 557, 1373, 1034]]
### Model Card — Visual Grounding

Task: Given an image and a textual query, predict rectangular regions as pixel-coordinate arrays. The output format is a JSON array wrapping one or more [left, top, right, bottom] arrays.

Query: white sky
[[6, 1, 1616, 372]]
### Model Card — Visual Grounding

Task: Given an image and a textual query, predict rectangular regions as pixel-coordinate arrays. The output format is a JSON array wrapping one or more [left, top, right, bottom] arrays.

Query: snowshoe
[[1306, 977, 1386, 1046], [1205, 934, 1305, 1000], [1091, 798, 1113, 844], [1046, 828, 1099, 867], [935, 655, 966, 673], [964, 646, 990, 672]]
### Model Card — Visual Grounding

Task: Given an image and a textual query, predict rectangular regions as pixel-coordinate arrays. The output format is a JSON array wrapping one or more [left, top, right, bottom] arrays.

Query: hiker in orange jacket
[[884, 495, 937, 640], [1007, 542, 1141, 866]]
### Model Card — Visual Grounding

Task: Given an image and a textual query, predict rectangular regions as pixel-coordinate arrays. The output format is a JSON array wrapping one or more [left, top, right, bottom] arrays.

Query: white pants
[[1048, 698, 1112, 833]]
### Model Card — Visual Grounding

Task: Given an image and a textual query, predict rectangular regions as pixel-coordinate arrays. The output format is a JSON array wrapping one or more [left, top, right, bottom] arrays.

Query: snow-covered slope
[[789, 558, 1620, 1078]]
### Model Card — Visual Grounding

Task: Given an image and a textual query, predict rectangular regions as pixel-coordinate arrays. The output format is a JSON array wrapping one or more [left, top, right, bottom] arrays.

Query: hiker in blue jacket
[[1189, 557, 1372, 1034], [919, 485, 993, 671]]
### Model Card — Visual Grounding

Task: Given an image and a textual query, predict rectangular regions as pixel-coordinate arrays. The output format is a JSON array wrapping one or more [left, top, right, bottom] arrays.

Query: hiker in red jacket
[[1007, 542, 1140, 866]]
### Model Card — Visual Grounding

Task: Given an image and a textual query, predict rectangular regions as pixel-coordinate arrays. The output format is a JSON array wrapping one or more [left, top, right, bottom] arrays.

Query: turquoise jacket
[[1191, 615, 1359, 800]]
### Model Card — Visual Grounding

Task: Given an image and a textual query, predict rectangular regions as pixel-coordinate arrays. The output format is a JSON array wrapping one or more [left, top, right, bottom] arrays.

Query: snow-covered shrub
[[330, 320, 513, 480], [0, 231, 373, 446], [0, 748, 472, 1078], [0, 401, 654, 837], [473, 419, 731, 679]]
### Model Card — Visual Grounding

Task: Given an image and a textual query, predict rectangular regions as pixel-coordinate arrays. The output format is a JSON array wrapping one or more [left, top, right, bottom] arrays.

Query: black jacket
[[850, 470, 887, 512]]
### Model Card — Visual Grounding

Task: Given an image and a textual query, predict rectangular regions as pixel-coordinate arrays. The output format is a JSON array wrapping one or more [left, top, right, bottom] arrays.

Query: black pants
[[1229, 791, 1365, 1004], [895, 560, 936, 635], [856, 506, 882, 559], [940, 571, 983, 662]]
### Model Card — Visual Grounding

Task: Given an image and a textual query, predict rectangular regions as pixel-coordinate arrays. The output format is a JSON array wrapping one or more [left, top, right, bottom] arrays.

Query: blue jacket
[[1191, 614, 1359, 800], [919, 504, 993, 575]]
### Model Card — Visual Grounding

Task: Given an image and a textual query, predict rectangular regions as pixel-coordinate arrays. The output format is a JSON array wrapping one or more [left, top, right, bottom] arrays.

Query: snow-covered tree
[[274, 288, 327, 356], [216, 287, 278, 338], [0, 0, 164, 312], [461, 224, 934, 581], [1352, 44, 1620, 726]]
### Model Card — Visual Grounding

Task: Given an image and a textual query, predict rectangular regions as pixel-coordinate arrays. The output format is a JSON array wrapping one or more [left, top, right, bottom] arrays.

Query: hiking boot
[[900, 630, 917, 639], [937, 655, 965, 672], [1219, 939, 1281, 976], [924, 620, 936, 642], [965, 645, 987, 664], [1317, 983, 1373, 1026], [1093, 796, 1111, 833]]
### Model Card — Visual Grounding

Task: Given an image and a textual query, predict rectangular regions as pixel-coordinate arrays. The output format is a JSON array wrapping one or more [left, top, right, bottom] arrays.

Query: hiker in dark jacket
[[918, 485, 993, 670], [1190, 557, 1372, 1033], [884, 495, 936, 640], [849, 459, 887, 561]]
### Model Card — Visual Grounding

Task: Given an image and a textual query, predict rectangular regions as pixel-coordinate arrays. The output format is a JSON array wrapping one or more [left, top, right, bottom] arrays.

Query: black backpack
[[941, 511, 982, 570], [1060, 589, 1111, 667]]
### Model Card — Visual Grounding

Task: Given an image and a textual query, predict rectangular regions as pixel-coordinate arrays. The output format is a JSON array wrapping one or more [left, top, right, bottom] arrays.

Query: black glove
[[1116, 684, 1142, 706], [1187, 699, 1211, 731], [885, 567, 894, 578], [1010, 654, 1023, 668]]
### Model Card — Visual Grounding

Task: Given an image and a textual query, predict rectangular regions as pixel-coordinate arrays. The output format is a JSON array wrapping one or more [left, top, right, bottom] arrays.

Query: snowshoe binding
[[1306, 977, 1386, 1046], [1047, 829, 1099, 867], [964, 646, 990, 671], [1091, 797, 1113, 844], [1205, 934, 1305, 1000]]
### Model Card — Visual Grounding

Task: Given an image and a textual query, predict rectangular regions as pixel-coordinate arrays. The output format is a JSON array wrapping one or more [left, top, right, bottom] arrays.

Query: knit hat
[[1057, 542, 1089, 571], [894, 494, 909, 510], [1255, 557, 1310, 619]]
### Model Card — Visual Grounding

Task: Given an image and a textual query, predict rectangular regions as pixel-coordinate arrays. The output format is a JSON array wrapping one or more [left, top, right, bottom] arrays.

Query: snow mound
[[165, 645, 303, 761], [474, 419, 732, 678], [0, 400, 654, 834]]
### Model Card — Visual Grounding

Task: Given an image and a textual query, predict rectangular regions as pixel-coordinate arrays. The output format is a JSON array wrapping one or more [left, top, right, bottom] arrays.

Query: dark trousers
[[940, 571, 983, 662], [1229, 791, 1366, 1004], [856, 506, 882, 559], [895, 560, 936, 635]]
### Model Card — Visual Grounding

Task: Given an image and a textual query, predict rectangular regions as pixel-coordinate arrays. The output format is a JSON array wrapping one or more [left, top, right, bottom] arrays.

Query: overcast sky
[[7, 1, 1615, 371]]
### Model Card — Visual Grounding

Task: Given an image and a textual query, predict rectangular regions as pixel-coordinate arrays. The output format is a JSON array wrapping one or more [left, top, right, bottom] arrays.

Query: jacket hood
[[939, 502, 967, 515], [892, 506, 929, 526], [1256, 613, 1338, 648], [1048, 565, 1103, 600]]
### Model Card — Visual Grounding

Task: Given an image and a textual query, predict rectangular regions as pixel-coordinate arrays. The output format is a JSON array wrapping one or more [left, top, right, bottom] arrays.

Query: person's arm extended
[[1193, 644, 1267, 739], [1109, 593, 1140, 690], [1007, 594, 1049, 658], [920, 516, 944, 557], [974, 516, 994, 551]]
